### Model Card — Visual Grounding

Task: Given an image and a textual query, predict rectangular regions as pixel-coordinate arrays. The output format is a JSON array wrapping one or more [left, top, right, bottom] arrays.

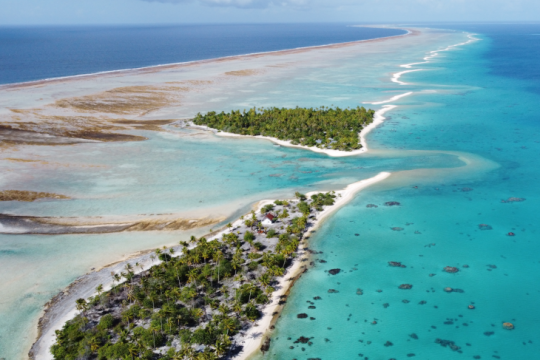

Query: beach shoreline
[[27, 25, 433, 360], [29, 172, 390, 360], [234, 172, 391, 360], [179, 102, 398, 158]]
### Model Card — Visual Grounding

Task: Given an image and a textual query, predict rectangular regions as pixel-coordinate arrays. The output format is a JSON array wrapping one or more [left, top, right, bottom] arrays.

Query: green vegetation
[[260, 204, 274, 214], [193, 106, 375, 151], [50, 193, 336, 360]]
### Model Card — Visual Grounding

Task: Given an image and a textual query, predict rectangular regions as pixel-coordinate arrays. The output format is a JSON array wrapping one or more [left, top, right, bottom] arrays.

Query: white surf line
[[391, 69, 423, 85], [393, 33, 480, 84], [366, 91, 413, 105]]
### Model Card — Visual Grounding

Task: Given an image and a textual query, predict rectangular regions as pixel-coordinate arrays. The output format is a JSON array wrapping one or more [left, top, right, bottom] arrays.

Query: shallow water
[[260, 25, 540, 359], [0, 27, 482, 359]]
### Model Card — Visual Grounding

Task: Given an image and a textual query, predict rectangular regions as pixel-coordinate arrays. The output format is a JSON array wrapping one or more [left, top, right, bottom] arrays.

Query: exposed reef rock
[[478, 224, 493, 230], [260, 337, 271, 353], [444, 266, 459, 273], [389, 261, 406, 268], [297, 313, 308, 319], [435, 338, 461, 351], [503, 322, 514, 330], [328, 269, 341, 275], [294, 336, 312, 344], [366, 204, 378, 208], [384, 201, 401, 206], [0, 190, 70, 202], [399, 284, 413, 290], [501, 197, 526, 203]]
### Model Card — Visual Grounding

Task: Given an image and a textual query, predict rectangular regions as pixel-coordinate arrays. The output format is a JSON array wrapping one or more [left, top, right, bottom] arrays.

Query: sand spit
[[233, 172, 391, 360], [29, 172, 390, 360]]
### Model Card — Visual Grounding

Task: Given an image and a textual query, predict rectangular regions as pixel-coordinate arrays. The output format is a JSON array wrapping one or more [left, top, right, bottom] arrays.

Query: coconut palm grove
[[193, 107, 375, 151], [50, 192, 337, 360]]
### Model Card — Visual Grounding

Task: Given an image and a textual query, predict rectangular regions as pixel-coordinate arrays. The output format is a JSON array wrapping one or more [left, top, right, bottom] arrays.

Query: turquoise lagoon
[[1, 26, 531, 360], [261, 27, 540, 359]]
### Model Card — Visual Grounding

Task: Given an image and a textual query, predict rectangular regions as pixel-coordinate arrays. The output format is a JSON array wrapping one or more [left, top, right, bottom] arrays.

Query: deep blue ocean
[[0, 24, 404, 85]]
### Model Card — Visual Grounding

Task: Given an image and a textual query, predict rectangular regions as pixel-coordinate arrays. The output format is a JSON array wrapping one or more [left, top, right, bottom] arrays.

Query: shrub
[[243, 304, 261, 321], [244, 231, 255, 242], [192, 326, 219, 345], [297, 201, 311, 215], [213, 259, 234, 280], [256, 293, 269, 304], [97, 314, 114, 330]]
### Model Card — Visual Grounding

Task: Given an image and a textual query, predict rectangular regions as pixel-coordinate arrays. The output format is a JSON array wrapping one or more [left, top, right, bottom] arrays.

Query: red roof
[[265, 213, 275, 220]]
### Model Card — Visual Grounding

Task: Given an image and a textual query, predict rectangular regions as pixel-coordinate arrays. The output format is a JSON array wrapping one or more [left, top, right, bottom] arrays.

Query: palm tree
[[150, 254, 156, 264], [218, 304, 229, 316], [75, 298, 87, 315], [214, 338, 228, 357], [176, 314, 183, 327], [95, 284, 103, 297], [222, 318, 236, 335], [233, 302, 242, 315], [127, 343, 139, 360], [157, 310, 166, 331], [183, 347, 197, 360], [188, 269, 198, 286], [154, 248, 162, 262], [213, 250, 223, 283], [245, 282, 257, 302], [192, 307, 204, 321], [122, 311, 134, 327], [148, 291, 158, 310], [126, 289, 136, 305], [186, 286, 197, 308], [88, 337, 100, 353], [166, 317, 175, 333], [149, 324, 160, 349], [259, 273, 271, 288]]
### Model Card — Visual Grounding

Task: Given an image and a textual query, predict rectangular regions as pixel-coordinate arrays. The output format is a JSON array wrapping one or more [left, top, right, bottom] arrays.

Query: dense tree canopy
[[193, 106, 374, 151], [50, 192, 338, 360]]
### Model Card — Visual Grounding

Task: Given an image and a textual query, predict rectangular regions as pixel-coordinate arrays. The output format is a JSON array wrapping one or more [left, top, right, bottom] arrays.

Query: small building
[[261, 213, 275, 226]]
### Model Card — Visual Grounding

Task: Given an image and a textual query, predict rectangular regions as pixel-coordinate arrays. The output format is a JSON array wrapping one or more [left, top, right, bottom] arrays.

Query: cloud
[[140, 0, 311, 9]]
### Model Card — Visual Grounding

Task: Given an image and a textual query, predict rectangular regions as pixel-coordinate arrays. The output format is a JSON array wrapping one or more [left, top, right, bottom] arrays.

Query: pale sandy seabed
[[0, 26, 490, 360]]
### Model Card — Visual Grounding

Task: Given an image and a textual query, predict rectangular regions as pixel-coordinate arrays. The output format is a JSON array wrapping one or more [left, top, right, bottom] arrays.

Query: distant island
[[193, 106, 375, 151], [50, 192, 337, 360]]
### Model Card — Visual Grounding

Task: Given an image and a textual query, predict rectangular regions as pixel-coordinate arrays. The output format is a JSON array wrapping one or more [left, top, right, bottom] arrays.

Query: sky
[[1, 0, 540, 25]]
